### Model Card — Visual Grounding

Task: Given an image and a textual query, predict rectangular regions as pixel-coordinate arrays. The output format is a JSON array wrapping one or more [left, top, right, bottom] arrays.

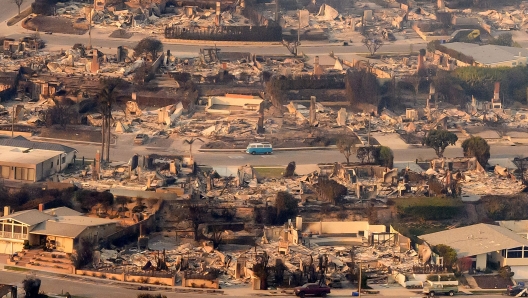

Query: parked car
[[246, 142, 272, 155], [294, 283, 331, 297], [507, 285, 527, 296], [134, 134, 148, 145], [422, 284, 458, 296]]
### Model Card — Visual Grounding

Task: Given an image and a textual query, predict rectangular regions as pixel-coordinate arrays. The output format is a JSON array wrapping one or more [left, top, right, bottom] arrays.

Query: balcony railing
[[0, 231, 27, 239]]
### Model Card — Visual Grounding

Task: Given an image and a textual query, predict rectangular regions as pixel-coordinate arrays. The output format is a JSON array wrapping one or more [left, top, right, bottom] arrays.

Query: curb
[[159, 37, 283, 47], [1, 264, 224, 295], [31, 137, 117, 146], [198, 145, 337, 152], [6, 6, 32, 26]]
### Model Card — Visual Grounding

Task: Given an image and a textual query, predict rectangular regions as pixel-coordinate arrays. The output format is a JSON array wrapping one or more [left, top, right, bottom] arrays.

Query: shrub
[[23, 277, 41, 298], [498, 266, 514, 279], [283, 161, 296, 177], [137, 294, 168, 298], [427, 274, 439, 281]]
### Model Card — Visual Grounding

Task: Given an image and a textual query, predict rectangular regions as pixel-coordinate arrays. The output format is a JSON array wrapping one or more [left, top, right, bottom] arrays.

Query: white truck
[[423, 284, 459, 297]]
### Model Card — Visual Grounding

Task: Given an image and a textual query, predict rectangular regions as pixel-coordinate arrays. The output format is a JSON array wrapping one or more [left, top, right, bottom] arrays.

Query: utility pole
[[274, 0, 279, 22], [367, 114, 371, 146], [88, 7, 92, 49], [298, 10, 301, 43], [11, 105, 14, 137], [358, 262, 362, 298]]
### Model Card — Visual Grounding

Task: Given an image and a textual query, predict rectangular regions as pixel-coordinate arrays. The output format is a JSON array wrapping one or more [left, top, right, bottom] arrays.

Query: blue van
[[246, 142, 273, 155]]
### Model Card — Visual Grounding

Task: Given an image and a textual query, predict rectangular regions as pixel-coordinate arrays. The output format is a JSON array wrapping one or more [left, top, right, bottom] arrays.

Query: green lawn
[[253, 167, 285, 179], [4, 265, 30, 272], [394, 196, 464, 221]]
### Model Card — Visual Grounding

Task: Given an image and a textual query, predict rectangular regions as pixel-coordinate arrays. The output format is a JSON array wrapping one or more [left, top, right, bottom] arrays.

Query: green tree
[[461, 136, 490, 167], [423, 129, 458, 158], [337, 137, 357, 165], [379, 146, 394, 168], [275, 191, 298, 224], [433, 244, 458, 269], [134, 37, 163, 59]]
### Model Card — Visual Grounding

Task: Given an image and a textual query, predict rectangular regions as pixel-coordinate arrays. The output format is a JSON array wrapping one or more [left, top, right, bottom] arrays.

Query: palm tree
[[98, 78, 122, 162], [183, 137, 204, 159]]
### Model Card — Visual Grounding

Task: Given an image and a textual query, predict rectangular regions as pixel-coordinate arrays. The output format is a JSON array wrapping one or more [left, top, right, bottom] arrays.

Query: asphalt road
[[0, 0, 33, 24], [66, 135, 527, 167], [0, 5, 425, 58], [0, 269, 510, 298], [2, 28, 425, 57]]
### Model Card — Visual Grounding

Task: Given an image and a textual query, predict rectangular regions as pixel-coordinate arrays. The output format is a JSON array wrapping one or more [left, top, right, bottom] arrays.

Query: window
[[62, 156, 66, 164], [27, 169, 35, 181], [513, 62, 517, 66], [50, 162, 53, 168], [15, 168, 22, 180], [507, 247, 523, 258], [1, 166, 9, 179], [523, 246, 528, 258]]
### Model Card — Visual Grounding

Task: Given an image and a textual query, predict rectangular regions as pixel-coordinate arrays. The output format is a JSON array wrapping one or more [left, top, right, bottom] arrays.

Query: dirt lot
[[109, 29, 134, 39], [39, 126, 105, 143], [472, 275, 513, 289], [23, 16, 88, 35]]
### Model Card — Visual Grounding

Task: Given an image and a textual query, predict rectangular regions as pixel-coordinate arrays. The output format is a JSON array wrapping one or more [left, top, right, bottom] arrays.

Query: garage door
[[510, 266, 528, 280], [0, 241, 23, 255]]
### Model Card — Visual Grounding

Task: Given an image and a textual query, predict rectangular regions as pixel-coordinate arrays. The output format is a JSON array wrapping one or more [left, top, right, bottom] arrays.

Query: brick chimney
[[93, 150, 101, 180], [38, 203, 44, 212], [3, 206, 10, 217], [493, 82, 500, 102], [417, 53, 424, 71], [91, 49, 99, 73]]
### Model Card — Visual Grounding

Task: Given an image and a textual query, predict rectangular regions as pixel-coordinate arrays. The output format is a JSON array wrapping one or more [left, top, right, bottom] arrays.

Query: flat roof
[[420, 223, 528, 257], [442, 42, 528, 65], [30, 221, 86, 238], [0, 146, 63, 165], [55, 216, 118, 227]]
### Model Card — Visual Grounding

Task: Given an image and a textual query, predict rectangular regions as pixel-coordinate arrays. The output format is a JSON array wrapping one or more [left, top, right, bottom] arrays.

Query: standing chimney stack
[[417, 53, 424, 71], [38, 203, 44, 212], [3, 206, 10, 217], [494, 82, 500, 101]]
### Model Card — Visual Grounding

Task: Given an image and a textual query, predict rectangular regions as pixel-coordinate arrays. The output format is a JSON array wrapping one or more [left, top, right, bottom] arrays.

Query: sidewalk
[[198, 145, 337, 153]]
